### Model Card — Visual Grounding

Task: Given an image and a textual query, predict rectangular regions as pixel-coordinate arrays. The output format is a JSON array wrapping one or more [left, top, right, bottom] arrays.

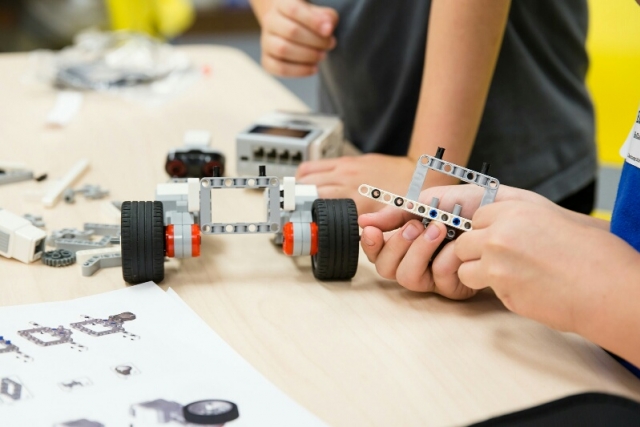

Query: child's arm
[[297, 0, 512, 213]]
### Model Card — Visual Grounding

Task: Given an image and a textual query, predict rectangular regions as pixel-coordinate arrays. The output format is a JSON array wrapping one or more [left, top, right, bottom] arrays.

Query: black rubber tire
[[183, 400, 240, 425], [311, 199, 359, 280], [121, 201, 165, 284]]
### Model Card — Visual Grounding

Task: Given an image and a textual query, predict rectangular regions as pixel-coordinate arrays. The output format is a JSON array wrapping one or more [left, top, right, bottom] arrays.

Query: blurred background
[[0, 0, 639, 216]]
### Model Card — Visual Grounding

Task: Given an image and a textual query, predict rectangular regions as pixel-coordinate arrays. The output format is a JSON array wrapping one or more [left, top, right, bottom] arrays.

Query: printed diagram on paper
[[0, 283, 326, 427]]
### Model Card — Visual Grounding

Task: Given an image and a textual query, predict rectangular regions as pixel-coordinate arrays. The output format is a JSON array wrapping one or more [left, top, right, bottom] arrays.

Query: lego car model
[[121, 167, 359, 284]]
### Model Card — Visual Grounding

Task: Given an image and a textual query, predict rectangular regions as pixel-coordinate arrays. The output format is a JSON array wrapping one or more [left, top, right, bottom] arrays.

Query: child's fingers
[[432, 242, 477, 300], [457, 260, 487, 290], [371, 220, 424, 280], [395, 222, 447, 292], [358, 206, 415, 232], [360, 226, 385, 263]]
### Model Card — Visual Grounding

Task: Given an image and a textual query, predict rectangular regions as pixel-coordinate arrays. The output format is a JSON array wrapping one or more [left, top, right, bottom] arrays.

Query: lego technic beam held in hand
[[359, 147, 500, 240], [121, 166, 359, 284]]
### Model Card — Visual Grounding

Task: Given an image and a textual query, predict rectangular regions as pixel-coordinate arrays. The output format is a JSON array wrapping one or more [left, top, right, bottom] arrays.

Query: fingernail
[[402, 224, 421, 241], [321, 22, 332, 36], [362, 236, 374, 246], [425, 224, 441, 241]]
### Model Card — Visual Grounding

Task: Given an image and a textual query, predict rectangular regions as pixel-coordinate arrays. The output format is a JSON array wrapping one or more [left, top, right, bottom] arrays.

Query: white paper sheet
[[0, 283, 326, 427]]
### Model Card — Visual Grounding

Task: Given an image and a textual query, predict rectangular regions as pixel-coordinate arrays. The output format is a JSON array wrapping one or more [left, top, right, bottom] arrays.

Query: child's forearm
[[574, 245, 640, 367], [408, 0, 512, 188]]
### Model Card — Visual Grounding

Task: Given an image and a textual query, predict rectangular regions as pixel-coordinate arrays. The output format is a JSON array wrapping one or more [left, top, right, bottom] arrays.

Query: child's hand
[[255, 0, 338, 77], [358, 184, 495, 299], [357, 183, 550, 299], [454, 200, 628, 333], [360, 217, 477, 300]]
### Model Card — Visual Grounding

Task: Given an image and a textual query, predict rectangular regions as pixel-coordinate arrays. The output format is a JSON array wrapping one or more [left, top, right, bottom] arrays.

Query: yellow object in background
[[105, 0, 195, 39], [587, 0, 640, 166]]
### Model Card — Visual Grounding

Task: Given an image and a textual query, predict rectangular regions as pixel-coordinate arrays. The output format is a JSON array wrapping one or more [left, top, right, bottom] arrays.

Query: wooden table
[[1, 46, 639, 426]]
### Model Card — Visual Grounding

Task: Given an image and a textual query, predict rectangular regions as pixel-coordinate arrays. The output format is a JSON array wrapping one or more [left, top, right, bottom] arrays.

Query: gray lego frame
[[199, 175, 281, 234]]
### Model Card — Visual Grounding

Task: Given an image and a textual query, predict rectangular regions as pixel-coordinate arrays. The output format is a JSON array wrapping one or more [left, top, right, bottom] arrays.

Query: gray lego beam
[[54, 236, 111, 253], [0, 170, 33, 186], [83, 223, 120, 237], [81, 253, 122, 276]]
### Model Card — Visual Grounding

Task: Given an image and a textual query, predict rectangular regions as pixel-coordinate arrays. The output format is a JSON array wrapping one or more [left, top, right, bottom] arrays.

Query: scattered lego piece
[[54, 235, 111, 253], [63, 185, 109, 204], [0, 209, 47, 263], [81, 252, 122, 277], [0, 169, 34, 186], [83, 223, 120, 237], [47, 228, 93, 247], [42, 158, 90, 208], [78, 184, 109, 200], [42, 249, 76, 267], [63, 187, 77, 204], [22, 214, 45, 229], [76, 247, 121, 265]]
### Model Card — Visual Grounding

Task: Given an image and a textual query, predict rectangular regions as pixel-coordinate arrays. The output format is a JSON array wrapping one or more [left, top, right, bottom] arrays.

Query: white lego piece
[[358, 183, 473, 232], [187, 178, 200, 212], [0, 210, 47, 263], [183, 130, 211, 148], [283, 177, 296, 211], [42, 159, 90, 208], [76, 246, 122, 265], [295, 184, 318, 199], [156, 182, 188, 197]]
